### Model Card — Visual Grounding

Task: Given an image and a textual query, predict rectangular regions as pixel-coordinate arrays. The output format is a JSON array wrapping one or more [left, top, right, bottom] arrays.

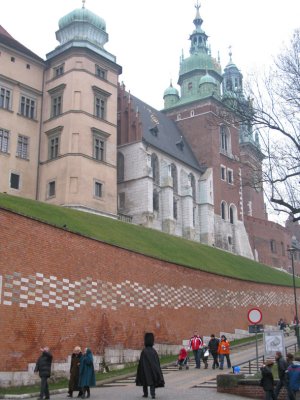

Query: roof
[[0, 25, 45, 63], [130, 94, 205, 173]]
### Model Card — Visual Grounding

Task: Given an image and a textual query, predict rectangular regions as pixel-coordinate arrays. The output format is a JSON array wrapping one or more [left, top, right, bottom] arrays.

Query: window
[[221, 201, 227, 220], [171, 164, 178, 193], [220, 125, 231, 153], [173, 197, 178, 219], [17, 135, 29, 159], [54, 64, 64, 77], [221, 166, 226, 181], [118, 192, 125, 210], [227, 169, 233, 184], [49, 84, 66, 118], [117, 152, 125, 182], [10, 173, 20, 189], [0, 86, 11, 110], [48, 135, 60, 159], [151, 153, 159, 184], [0, 129, 9, 153], [20, 95, 35, 119], [93, 86, 110, 120], [11, 57, 15, 62], [153, 189, 159, 211], [95, 65, 107, 79], [270, 239, 277, 253], [94, 181, 103, 198], [189, 173, 196, 201], [188, 82, 193, 90], [93, 135, 105, 161], [48, 181, 56, 198], [281, 242, 285, 256], [51, 95, 62, 117], [229, 206, 234, 224]]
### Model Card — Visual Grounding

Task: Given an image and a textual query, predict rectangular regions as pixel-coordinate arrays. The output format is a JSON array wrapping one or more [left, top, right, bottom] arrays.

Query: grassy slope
[[0, 193, 298, 286]]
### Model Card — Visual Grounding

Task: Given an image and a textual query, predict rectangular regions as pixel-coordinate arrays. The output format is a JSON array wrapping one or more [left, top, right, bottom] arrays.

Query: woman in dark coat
[[136, 332, 165, 399], [78, 348, 96, 399], [260, 359, 276, 400], [68, 346, 82, 398]]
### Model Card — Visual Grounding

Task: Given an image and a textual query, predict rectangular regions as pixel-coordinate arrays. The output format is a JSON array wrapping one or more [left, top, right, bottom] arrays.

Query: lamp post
[[287, 246, 300, 349]]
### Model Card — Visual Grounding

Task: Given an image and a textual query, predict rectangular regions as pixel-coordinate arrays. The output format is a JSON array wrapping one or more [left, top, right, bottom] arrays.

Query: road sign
[[248, 324, 264, 333], [247, 308, 262, 324]]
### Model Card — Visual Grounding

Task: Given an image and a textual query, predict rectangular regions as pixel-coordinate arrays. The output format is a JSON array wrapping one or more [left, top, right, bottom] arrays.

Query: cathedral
[[0, 2, 299, 271]]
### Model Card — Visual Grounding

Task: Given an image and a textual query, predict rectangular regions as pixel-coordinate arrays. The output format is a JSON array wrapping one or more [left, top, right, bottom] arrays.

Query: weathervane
[[82, 0, 86, 9]]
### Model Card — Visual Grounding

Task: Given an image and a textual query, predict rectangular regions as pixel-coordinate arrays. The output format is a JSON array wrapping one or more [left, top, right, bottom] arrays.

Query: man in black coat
[[136, 333, 165, 399], [208, 334, 220, 369], [260, 360, 276, 400], [34, 346, 53, 400], [274, 351, 288, 398]]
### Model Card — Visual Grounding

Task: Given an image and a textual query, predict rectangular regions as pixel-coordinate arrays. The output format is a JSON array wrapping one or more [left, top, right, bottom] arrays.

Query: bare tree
[[235, 29, 300, 222]]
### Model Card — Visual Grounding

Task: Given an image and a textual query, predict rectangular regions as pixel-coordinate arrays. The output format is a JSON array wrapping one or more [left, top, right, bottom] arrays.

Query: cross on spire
[[82, 0, 86, 9], [195, 0, 201, 12]]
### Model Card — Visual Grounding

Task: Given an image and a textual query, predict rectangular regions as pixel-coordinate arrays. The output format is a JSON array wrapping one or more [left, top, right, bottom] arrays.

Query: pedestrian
[[274, 351, 288, 398], [78, 348, 96, 399], [201, 339, 209, 369], [286, 353, 296, 400], [218, 335, 231, 370], [177, 347, 188, 370], [260, 359, 276, 400], [34, 346, 53, 400], [68, 346, 83, 398], [287, 356, 300, 400], [208, 334, 220, 369], [136, 332, 165, 399], [189, 332, 203, 369]]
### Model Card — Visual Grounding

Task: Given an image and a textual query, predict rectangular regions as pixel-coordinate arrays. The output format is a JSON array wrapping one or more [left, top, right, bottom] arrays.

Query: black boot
[[86, 388, 90, 398]]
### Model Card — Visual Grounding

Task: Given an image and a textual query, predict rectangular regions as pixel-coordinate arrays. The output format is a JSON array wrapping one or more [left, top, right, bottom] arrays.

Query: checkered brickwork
[[0, 272, 294, 311]]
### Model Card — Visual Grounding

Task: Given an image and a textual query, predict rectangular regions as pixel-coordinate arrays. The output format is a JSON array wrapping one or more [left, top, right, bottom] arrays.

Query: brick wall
[[0, 208, 297, 374], [218, 381, 288, 399]]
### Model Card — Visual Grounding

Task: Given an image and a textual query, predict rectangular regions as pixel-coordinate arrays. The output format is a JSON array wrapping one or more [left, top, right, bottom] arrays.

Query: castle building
[[0, 3, 299, 271]]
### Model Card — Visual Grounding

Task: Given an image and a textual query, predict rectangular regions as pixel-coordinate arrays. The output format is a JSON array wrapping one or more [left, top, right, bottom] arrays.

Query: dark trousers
[[143, 385, 155, 398], [264, 389, 276, 400], [82, 386, 90, 398], [193, 349, 200, 368], [40, 376, 49, 399], [211, 351, 219, 368], [219, 353, 231, 369]]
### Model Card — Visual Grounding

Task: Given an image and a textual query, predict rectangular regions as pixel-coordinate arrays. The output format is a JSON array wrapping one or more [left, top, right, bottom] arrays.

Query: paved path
[[46, 336, 298, 400]]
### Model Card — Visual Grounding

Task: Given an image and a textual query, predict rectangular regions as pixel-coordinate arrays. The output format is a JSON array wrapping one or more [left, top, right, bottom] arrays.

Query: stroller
[[177, 347, 189, 370]]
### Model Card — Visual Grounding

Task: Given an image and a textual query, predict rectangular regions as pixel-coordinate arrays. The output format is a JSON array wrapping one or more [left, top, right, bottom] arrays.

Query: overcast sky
[[2, 0, 300, 111]]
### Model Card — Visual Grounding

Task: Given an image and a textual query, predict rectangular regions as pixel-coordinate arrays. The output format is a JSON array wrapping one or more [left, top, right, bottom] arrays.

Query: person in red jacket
[[218, 335, 231, 370], [189, 332, 203, 369]]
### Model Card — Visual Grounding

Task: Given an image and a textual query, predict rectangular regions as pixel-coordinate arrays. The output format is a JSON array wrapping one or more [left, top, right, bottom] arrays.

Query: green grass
[[0, 193, 298, 286]]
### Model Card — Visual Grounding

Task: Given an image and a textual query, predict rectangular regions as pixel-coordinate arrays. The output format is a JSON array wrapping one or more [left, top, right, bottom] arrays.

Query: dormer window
[[149, 125, 159, 136], [176, 137, 184, 151]]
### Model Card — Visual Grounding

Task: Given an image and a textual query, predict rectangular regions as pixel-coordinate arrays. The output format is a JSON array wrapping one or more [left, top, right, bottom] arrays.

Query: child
[[177, 347, 189, 370], [136, 333, 165, 399]]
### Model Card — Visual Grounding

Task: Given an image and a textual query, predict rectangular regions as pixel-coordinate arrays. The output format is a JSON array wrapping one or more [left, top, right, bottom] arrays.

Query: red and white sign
[[247, 308, 262, 324]]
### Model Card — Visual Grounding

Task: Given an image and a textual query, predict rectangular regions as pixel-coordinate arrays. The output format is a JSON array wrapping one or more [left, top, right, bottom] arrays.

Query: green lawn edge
[[0, 193, 298, 287]]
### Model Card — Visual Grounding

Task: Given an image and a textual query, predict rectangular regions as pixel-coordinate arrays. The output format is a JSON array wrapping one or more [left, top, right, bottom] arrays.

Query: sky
[[1, 0, 300, 111]]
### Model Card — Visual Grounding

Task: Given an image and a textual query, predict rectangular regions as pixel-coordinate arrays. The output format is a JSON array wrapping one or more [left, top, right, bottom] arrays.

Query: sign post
[[248, 308, 263, 371]]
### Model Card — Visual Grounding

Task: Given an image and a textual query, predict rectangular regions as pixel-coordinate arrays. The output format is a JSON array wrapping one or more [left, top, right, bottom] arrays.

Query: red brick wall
[[0, 208, 297, 372]]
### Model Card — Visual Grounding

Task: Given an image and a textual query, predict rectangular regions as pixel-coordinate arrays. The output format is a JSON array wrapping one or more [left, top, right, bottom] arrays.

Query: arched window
[[151, 153, 159, 184], [173, 197, 177, 219], [117, 152, 124, 182], [189, 173, 196, 201], [221, 201, 227, 220], [153, 189, 159, 211], [229, 206, 234, 224], [171, 164, 178, 193], [220, 125, 231, 153]]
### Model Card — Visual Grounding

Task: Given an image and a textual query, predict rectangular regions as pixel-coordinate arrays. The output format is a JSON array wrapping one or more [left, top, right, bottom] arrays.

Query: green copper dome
[[199, 73, 217, 85], [58, 8, 106, 31], [163, 84, 179, 98], [180, 53, 222, 76]]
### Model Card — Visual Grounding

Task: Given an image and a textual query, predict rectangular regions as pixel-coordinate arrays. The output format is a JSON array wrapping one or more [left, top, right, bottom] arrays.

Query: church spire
[[189, 1, 208, 55]]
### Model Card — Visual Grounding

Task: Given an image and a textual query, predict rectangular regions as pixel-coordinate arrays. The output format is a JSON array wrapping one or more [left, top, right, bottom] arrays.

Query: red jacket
[[178, 348, 188, 361], [189, 336, 203, 351]]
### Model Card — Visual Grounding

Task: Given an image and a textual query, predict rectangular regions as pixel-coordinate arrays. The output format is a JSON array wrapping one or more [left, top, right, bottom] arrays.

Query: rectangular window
[[94, 136, 105, 161], [0, 129, 9, 153], [51, 95, 62, 117], [48, 135, 60, 159], [0, 86, 11, 110], [95, 65, 107, 79], [221, 166, 226, 181], [48, 181, 56, 198], [94, 181, 103, 198], [10, 173, 20, 189], [17, 135, 29, 159], [227, 169, 233, 184], [118, 192, 125, 210], [54, 64, 64, 77], [270, 240, 277, 253], [95, 95, 106, 119], [20, 95, 36, 119]]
